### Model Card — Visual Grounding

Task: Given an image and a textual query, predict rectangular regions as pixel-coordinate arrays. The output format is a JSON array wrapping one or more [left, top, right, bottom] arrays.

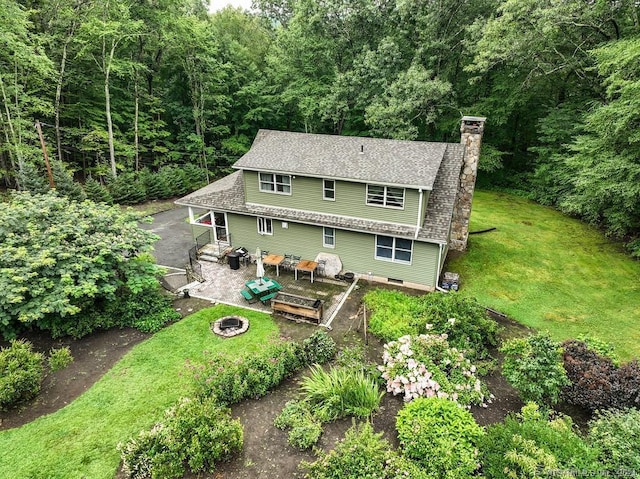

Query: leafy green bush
[[302, 330, 337, 364], [119, 396, 242, 479], [379, 334, 491, 407], [501, 333, 569, 405], [301, 421, 430, 479], [409, 292, 500, 359], [0, 340, 44, 410], [479, 403, 599, 478], [577, 334, 620, 366], [191, 339, 305, 404], [48, 346, 73, 372], [396, 397, 484, 477], [588, 408, 640, 473], [335, 342, 382, 383], [274, 400, 322, 449], [364, 290, 499, 360], [301, 365, 383, 422]]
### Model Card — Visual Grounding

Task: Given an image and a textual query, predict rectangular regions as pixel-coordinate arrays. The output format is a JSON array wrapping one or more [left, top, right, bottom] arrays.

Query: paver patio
[[180, 259, 354, 328]]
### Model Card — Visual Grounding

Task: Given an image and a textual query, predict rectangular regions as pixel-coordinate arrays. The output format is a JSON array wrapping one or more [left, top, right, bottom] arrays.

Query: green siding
[[226, 213, 439, 287], [242, 171, 421, 226]]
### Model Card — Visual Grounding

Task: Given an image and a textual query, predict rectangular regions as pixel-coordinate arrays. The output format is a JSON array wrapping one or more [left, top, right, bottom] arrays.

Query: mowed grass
[[447, 190, 640, 360], [0, 305, 278, 479]]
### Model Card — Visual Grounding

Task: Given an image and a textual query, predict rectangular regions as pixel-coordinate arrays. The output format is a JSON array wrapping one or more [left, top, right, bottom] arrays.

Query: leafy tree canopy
[[0, 192, 160, 338]]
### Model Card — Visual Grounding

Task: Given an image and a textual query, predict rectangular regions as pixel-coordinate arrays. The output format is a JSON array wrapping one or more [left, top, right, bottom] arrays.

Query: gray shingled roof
[[232, 129, 448, 190], [176, 142, 464, 244]]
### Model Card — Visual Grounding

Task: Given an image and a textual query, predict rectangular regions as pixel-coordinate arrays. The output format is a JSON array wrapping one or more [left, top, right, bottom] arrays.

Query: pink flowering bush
[[379, 334, 492, 407]]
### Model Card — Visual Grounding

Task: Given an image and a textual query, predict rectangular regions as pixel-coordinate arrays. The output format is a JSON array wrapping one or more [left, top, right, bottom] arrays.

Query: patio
[[179, 259, 355, 328]]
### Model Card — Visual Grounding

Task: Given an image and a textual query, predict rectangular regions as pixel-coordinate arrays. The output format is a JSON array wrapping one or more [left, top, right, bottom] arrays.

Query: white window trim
[[323, 227, 335, 248], [257, 217, 273, 235], [258, 172, 292, 195], [323, 179, 336, 201], [374, 235, 413, 264], [366, 184, 405, 209]]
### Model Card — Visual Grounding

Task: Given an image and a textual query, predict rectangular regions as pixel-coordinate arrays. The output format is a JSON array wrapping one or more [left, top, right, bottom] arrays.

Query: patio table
[[295, 260, 319, 283], [262, 254, 285, 276], [245, 278, 281, 296]]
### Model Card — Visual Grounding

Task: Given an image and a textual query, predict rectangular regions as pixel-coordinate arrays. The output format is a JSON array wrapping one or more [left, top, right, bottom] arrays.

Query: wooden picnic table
[[295, 259, 319, 283], [262, 254, 285, 276]]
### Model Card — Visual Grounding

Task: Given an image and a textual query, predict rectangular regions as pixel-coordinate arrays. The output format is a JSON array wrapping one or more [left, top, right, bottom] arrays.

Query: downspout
[[415, 189, 424, 239], [435, 242, 444, 288], [188, 207, 194, 223]]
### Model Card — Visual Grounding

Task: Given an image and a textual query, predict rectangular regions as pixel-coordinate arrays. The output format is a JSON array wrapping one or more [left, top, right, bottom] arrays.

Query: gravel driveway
[[140, 207, 194, 269]]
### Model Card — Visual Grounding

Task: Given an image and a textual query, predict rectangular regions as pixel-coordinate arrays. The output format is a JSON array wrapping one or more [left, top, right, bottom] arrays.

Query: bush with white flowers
[[379, 334, 492, 407]]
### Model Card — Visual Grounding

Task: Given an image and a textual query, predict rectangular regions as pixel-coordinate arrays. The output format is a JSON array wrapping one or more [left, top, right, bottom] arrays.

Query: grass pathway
[[0, 305, 277, 479], [448, 190, 640, 359]]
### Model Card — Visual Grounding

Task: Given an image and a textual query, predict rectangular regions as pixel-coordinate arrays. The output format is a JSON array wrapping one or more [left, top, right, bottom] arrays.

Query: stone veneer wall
[[449, 117, 486, 252]]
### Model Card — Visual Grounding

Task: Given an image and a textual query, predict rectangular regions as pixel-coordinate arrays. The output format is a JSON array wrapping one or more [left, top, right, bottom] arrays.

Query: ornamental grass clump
[[379, 334, 491, 407], [301, 365, 383, 421]]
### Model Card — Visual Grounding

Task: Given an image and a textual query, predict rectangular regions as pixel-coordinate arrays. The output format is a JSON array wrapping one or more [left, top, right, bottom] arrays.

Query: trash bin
[[227, 252, 240, 270]]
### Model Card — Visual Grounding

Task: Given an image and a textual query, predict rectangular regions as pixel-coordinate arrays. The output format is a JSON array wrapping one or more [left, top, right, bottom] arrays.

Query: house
[[175, 116, 486, 290]]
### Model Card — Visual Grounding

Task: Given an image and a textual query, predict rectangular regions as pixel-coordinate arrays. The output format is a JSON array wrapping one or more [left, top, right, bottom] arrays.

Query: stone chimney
[[449, 116, 486, 252]]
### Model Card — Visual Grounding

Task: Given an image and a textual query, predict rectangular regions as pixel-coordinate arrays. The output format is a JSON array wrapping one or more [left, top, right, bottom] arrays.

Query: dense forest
[[1, 0, 639, 254]]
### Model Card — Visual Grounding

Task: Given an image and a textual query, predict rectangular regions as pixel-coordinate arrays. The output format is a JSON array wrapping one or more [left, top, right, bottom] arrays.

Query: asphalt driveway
[[140, 207, 194, 269]]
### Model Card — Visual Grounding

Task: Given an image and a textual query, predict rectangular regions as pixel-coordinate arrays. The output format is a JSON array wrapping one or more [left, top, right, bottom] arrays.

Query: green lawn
[[0, 305, 278, 479], [447, 190, 640, 360]]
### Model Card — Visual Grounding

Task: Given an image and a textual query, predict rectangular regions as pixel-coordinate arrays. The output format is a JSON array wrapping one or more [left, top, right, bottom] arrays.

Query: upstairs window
[[323, 179, 335, 200], [259, 172, 291, 194], [366, 185, 405, 208], [375, 235, 412, 264]]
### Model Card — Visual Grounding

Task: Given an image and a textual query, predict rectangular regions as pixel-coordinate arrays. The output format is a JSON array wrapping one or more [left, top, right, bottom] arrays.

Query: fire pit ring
[[211, 315, 250, 338]]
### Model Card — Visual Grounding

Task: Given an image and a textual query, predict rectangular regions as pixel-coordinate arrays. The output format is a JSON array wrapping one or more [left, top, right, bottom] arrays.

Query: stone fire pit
[[211, 315, 250, 338]]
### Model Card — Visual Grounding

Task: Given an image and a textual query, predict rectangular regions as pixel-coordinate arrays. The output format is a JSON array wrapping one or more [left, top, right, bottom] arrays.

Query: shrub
[[379, 334, 491, 407], [48, 346, 73, 372], [409, 293, 500, 359], [119, 396, 243, 478], [479, 403, 600, 478], [274, 400, 322, 449], [501, 333, 569, 405], [396, 397, 484, 477], [588, 408, 640, 472], [301, 330, 337, 365], [0, 340, 44, 410], [301, 421, 430, 479], [611, 360, 640, 410], [562, 340, 640, 411], [364, 290, 500, 360], [562, 339, 616, 410], [577, 334, 620, 366], [301, 365, 383, 421], [107, 172, 146, 205], [335, 342, 382, 383], [83, 177, 113, 204], [191, 339, 305, 404]]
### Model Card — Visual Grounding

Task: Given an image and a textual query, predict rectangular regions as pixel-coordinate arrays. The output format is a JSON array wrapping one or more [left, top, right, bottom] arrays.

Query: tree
[[0, 191, 160, 338], [0, 0, 53, 187], [558, 37, 640, 246], [77, 0, 143, 177]]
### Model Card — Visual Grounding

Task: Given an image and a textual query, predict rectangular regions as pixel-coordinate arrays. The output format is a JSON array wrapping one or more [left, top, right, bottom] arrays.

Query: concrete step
[[199, 254, 218, 263]]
